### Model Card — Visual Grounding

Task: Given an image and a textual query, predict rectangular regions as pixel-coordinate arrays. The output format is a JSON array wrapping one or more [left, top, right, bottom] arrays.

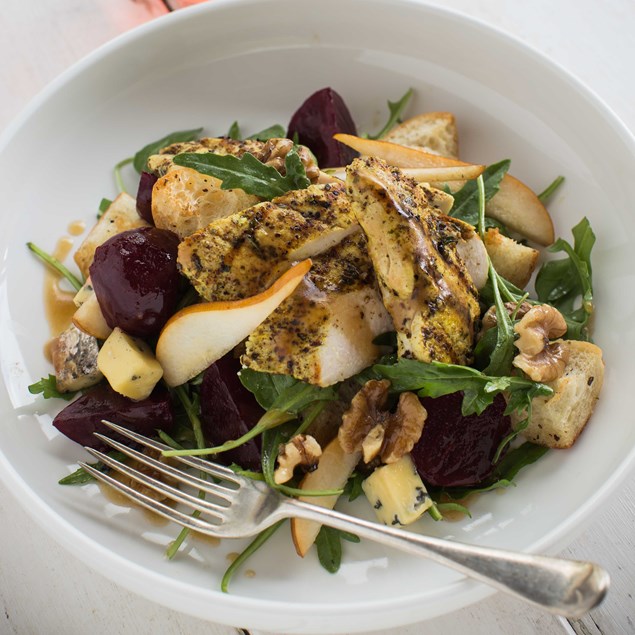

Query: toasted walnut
[[480, 301, 532, 336], [339, 379, 427, 465], [273, 434, 322, 485], [258, 138, 320, 183], [514, 304, 567, 355], [513, 340, 570, 382], [512, 305, 570, 382]]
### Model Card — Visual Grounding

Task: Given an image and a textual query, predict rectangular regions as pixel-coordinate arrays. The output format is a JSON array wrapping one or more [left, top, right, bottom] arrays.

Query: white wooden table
[[2, 1, 634, 633]]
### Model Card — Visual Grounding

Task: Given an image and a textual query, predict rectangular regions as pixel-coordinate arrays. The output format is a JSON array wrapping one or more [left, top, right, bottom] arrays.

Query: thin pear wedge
[[334, 133, 554, 245], [156, 259, 311, 387], [291, 437, 361, 557]]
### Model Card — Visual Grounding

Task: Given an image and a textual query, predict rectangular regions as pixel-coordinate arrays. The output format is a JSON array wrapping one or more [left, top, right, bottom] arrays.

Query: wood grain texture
[[1, 0, 634, 634]]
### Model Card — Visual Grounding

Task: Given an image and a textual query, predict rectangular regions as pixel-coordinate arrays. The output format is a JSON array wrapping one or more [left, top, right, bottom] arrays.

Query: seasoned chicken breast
[[346, 157, 479, 365], [149, 137, 321, 239], [178, 182, 358, 301], [147, 137, 267, 176], [242, 233, 392, 386]]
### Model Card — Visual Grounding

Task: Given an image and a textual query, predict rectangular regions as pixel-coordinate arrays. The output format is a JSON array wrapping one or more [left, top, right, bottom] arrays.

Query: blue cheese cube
[[362, 454, 432, 526], [97, 327, 163, 401]]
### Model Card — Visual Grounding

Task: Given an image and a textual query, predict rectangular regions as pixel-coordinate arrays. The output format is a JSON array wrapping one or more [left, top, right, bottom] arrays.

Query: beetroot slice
[[199, 355, 263, 470], [411, 393, 511, 487], [287, 87, 359, 168], [136, 171, 158, 224], [53, 383, 174, 451]]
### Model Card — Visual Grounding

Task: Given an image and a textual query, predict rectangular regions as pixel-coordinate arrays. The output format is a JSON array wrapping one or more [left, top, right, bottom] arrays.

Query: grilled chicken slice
[[346, 157, 479, 365], [149, 137, 322, 239], [147, 137, 267, 176], [242, 232, 392, 386], [178, 182, 358, 301], [149, 139, 266, 239]]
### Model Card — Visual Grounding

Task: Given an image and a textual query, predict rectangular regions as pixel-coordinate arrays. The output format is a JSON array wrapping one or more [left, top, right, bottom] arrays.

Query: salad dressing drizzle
[[43, 236, 77, 342]]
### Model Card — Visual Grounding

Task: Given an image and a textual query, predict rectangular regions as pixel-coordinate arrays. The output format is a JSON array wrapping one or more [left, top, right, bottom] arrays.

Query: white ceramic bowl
[[1, 0, 634, 632]]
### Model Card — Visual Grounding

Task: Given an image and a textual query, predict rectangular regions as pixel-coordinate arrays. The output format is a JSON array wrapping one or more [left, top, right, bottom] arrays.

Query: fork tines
[[78, 420, 238, 534]]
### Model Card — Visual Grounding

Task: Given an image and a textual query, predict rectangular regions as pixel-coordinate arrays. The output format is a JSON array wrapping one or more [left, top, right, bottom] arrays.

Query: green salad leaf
[[315, 526, 360, 574], [226, 121, 241, 139], [367, 88, 414, 140], [26, 242, 83, 292], [133, 127, 204, 173], [537, 175, 565, 203], [535, 217, 595, 340], [173, 149, 310, 200], [449, 159, 510, 228], [372, 358, 552, 417], [248, 124, 286, 141], [28, 375, 77, 401]]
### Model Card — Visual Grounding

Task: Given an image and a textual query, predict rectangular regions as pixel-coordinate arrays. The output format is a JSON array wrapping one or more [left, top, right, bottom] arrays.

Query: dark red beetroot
[[411, 393, 511, 488], [89, 226, 181, 338], [199, 355, 263, 471], [287, 87, 359, 168], [136, 171, 158, 224], [53, 383, 174, 451]]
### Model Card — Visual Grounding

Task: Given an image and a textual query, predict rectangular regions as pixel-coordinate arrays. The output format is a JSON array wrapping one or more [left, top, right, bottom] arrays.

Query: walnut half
[[274, 434, 322, 485], [338, 379, 427, 465], [512, 304, 570, 382], [258, 138, 320, 183]]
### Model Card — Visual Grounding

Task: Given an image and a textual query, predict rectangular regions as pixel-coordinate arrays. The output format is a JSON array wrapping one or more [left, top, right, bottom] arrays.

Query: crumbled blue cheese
[[362, 454, 432, 526], [97, 327, 163, 401]]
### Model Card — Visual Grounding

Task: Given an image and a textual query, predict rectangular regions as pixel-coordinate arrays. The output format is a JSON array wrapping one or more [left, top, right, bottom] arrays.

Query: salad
[[28, 87, 604, 588]]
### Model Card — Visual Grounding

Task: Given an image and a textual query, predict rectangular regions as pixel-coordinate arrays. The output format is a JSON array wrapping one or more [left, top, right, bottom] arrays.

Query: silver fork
[[80, 420, 609, 618]]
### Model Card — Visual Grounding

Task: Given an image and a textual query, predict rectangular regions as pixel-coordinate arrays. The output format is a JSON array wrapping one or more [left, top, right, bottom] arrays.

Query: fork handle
[[279, 498, 609, 618]]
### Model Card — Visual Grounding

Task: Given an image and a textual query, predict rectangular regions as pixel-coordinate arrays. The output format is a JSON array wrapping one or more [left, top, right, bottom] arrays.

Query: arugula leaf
[[342, 471, 366, 502], [27, 242, 83, 292], [239, 369, 298, 409], [58, 451, 127, 485], [367, 88, 414, 140], [449, 159, 511, 227], [537, 175, 565, 203], [133, 127, 203, 173], [97, 197, 112, 218], [163, 373, 336, 458], [535, 217, 595, 340], [226, 121, 241, 140], [221, 519, 285, 592], [248, 124, 286, 141], [28, 375, 77, 401], [373, 359, 552, 417], [173, 149, 310, 200], [315, 526, 360, 573]]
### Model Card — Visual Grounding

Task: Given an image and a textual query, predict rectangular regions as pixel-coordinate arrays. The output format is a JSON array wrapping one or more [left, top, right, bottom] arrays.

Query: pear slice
[[290, 437, 361, 557], [325, 164, 483, 183], [156, 259, 311, 387], [334, 133, 554, 246]]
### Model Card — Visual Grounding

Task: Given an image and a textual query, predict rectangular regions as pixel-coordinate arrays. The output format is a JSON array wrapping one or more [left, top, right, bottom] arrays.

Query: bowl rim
[[1, 0, 635, 631]]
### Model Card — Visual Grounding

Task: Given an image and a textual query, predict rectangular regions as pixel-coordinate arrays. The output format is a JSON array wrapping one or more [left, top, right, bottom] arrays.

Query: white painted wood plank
[[2, 0, 168, 130]]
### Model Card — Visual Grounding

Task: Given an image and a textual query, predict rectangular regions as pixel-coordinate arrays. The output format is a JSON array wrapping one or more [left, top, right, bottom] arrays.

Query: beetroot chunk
[[199, 355, 263, 470], [287, 87, 358, 168], [411, 393, 511, 487], [53, 383, 174, 451], [89, 226, 181, 338], [136, 171, 158, 224]]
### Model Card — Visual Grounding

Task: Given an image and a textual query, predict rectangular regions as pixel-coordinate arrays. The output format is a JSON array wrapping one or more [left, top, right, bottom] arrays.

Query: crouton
[[512, 340, 604, 449], [383, 112, 459, 159], [484, 228, 539, 289]]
